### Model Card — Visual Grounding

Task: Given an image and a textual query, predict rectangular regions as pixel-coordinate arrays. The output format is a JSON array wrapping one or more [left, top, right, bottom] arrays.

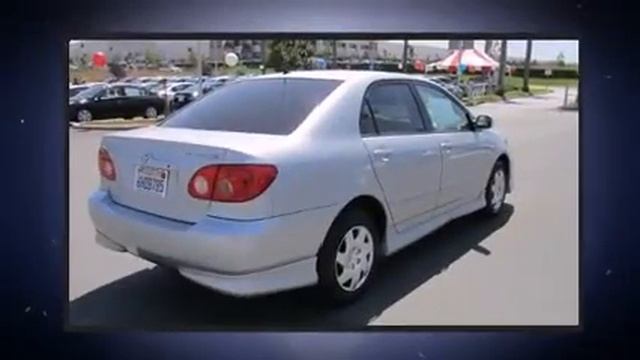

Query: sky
[[399, 40, 579, 63]]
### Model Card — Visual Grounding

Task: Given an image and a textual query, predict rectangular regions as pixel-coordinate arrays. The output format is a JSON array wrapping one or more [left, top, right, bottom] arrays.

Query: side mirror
[[474, 114, 493, 129]]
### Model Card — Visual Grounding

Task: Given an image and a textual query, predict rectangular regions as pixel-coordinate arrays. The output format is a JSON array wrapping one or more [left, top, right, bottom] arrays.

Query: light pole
[[196, 41, 203, 96], [457, 40, 464, 84], [523, 39, 532, 93]]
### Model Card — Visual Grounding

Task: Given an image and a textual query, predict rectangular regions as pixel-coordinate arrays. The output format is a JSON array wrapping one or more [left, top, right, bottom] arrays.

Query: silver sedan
[[88, 70, 513, 303]]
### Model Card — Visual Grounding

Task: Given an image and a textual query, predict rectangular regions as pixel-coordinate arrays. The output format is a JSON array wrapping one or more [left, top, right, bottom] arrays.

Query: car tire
[[144, 106, 158, 119], [316, 208, 381, 305], [76, 109, 92, 123], [482, 160, 508, 216]]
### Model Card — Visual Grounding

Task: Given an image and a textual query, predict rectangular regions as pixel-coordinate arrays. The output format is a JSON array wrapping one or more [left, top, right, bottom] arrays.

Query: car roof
[[108, 82, 142, 87], [254, 70, 435, 84]]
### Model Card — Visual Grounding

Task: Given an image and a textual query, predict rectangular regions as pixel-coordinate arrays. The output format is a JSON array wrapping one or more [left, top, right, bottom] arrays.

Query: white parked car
[[154, 82, 194, 99], [89, 70, 513, 303]]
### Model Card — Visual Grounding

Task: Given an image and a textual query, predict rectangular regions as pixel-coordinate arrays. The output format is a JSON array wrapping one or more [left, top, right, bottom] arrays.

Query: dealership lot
[[69, 88, 578, 327]]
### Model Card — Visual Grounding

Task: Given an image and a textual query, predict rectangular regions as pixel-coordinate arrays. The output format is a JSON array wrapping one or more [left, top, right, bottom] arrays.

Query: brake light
[[188, 165, 219, 200], [188, 164, 278, 202], [98, 147, 116, 181]]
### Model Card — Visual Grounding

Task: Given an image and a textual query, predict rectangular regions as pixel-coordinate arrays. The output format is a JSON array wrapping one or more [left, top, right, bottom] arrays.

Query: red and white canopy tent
[[427, 48, 508, 74]]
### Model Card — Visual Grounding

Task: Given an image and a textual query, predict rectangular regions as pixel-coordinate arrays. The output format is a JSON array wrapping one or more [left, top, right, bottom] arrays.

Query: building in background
[[448, 40, 476, 50], [69, 40, 452, 68]]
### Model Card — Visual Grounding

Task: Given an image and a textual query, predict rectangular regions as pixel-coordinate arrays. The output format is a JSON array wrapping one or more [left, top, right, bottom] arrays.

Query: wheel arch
[[321, 194, 390, 253], [496, 153, 512, 193]]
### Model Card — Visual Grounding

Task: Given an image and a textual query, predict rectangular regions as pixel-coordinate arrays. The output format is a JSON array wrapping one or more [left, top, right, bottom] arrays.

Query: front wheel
[[482, 160, 507, 215], [316, 209, 380, 304]]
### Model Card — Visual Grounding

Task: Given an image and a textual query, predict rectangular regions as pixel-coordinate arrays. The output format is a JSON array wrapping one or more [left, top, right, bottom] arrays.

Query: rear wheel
[[144, 106, 158, 119], [76, 109, 92, 123], [316, 209, 380, 304]]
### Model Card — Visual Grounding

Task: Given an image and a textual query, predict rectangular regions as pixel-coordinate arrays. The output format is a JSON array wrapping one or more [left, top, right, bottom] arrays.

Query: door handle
[[421, 149, 436, 157], [373, 149, 392, 162], [440, 141, 451, 154]]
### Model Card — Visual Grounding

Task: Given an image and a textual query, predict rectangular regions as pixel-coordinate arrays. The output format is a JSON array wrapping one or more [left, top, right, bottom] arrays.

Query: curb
[[70, 119, 161, 130], [70, 122, 159, 131]]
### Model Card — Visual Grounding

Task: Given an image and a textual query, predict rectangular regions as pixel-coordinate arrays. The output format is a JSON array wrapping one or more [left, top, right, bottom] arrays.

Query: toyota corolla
[[89, 70, 513, 303]]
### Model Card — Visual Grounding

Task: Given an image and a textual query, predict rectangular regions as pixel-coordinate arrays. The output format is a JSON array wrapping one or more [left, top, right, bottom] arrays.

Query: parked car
[[88, 71, 512, 303], [160, 65, 183, 73], [69, 83, 102, 97], [140, 81, 160, 92], [427, 75, 466, 99], [155, 82, 195, 99], [121, 77, 138, 83], [170, 81, 223, 111], [69, 83, 165, 122], [210, 75, 232, 85]]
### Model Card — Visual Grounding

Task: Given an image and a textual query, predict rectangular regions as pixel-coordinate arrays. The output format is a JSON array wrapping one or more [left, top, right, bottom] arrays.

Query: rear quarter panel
[[265, 136, 385, 218], [264, 76, 391, 236]]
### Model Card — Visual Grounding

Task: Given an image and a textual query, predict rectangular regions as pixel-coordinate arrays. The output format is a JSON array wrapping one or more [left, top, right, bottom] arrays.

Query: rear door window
[[414, 84, 469, 131], [124, 87, 143, 97], [365, 83, 425, 135], [162, 78, 342, 135]]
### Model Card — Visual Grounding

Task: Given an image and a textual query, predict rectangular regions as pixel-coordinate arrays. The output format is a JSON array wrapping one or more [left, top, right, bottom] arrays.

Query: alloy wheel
[[334, 225, 375, 292]]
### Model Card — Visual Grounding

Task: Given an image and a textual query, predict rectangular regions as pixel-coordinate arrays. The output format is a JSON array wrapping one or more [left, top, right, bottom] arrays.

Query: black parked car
[[69, 84, 94, 97], [68, 83, 165, 122], [170, 81, 224, 111]]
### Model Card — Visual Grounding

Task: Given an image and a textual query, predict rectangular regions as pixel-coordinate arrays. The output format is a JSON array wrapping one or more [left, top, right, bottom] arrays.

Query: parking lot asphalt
[[68, 88, 578, 328]]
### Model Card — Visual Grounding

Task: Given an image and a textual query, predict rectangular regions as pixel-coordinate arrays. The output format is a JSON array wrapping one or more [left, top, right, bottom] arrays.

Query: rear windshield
[[72, 85, 105, 99], [161, 78, 342, 135]]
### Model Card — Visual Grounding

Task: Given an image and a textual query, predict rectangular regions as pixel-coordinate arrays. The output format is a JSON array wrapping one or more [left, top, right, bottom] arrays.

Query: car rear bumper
[[88, 190, 339, 296]]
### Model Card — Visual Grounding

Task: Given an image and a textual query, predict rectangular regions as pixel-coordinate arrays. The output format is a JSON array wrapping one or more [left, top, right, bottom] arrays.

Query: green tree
[[110, 52, 123, 64], [188, 49, 198, 67], [267, 40, 315, 72], [556, 52, 566, 67], [144, 49, 162, 66], [80, 54, 89, 68]]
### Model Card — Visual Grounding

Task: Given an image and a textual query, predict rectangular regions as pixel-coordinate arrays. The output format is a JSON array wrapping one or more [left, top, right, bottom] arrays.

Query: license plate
[[135, 165, 169, 197]]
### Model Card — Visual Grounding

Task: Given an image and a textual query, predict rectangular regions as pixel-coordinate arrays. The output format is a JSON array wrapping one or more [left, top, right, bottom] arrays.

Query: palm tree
[[522, 39, 532, 93], [402, 39, 409, 73], [332, 40, 337, 69], [496, 39, 508, 97], [261, 40, 268, 74], [484, 40, 493, 54]]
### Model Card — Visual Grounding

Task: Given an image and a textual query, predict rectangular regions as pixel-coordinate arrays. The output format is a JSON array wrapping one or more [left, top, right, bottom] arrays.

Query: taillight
[[98, 147, 116, 181], [188, 164, 277, 202], [187, 165, 219, 200]]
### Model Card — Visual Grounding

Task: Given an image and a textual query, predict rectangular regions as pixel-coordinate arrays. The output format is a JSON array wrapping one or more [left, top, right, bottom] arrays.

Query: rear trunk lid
[[101, 127, 285, 223]]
